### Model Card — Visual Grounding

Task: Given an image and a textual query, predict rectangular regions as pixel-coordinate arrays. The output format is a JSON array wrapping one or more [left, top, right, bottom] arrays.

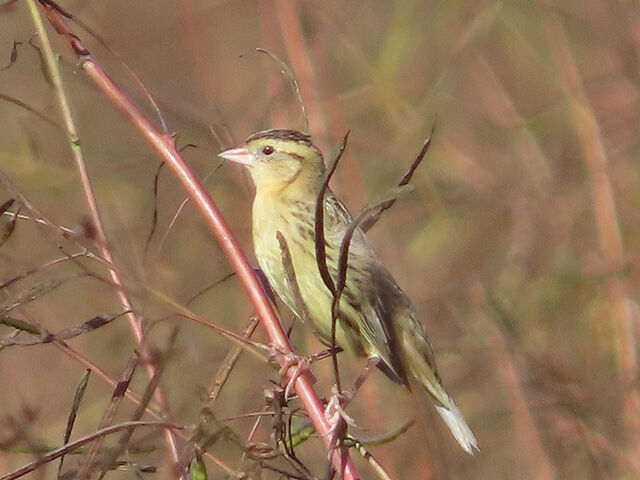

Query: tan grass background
[[1, 1, 639, 479]]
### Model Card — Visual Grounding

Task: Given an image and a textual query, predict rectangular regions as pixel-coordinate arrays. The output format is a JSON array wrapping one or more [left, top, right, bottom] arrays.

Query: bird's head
[[219, 129, 325, 196]]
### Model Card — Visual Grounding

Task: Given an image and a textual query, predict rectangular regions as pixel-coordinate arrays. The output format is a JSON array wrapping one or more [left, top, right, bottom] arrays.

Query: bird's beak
[[218, 146, 254, 166]]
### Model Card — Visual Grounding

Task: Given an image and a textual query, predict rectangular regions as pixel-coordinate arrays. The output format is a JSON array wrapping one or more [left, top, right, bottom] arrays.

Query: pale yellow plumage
[[220, 129, 478, 454]]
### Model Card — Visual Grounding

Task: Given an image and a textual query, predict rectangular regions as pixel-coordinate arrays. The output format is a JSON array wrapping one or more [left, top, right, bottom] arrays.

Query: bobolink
[[220, 129, 478, 454]]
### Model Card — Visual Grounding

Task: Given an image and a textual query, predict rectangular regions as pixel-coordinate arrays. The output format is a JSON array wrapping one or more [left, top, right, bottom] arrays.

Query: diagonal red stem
[[38, 2, 360, 478]]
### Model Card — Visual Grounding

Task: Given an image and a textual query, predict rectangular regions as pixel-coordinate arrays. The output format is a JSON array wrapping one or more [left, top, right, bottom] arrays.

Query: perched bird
[[219, 129, 478, 454]]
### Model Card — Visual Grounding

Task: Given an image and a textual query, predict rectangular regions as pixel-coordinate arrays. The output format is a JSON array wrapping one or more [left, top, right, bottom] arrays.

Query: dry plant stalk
[[24, 0, 182, 471], [31, 0, 361, 477]]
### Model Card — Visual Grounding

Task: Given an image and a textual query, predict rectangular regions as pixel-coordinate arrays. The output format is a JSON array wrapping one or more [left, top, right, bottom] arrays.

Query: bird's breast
[[251, 194, 341, 335]]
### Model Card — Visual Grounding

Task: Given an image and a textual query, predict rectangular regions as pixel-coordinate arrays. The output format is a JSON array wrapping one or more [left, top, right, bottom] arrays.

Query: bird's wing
[[358, 263, 411, 385], [324, 193, 410, 385]]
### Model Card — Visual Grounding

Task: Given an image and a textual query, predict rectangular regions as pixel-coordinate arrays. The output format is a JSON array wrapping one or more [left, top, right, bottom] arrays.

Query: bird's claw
[[324, 385, 357, 431], [270, 349, 315, 399]]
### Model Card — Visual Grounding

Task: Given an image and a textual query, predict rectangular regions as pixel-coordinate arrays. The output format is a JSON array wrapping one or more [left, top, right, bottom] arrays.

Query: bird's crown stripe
[[247, 129, 313, 146]]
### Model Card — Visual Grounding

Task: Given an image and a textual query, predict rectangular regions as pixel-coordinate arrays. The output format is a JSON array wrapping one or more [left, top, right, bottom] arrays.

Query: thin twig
[[185, 271, 236, 306], [315, 131, 350, 296], [144, 286, 270, 360], [144, 161, 165, 253], [336, 186, 414, 297], [79, 351, 140, 479], [256, 47, 309, 132], [35, 3, 361, 476], [0, 39, 20, 70], [321, 185, 413, 475], [1, 273, 85, 313], [0, 92, 61, 128], [208, 315, 261, 403], [2, 281, 237, 476], [348, 419, 415, 447], [314, 132, 350, 394], [361, 124, 435, 232], [0, 421, 182, 480], [174, 317, 261, 477], [0, 198, 15, 215], [275, 0, 325, 135], [147, 143, 209, 254], [0, 209, 75, 236], [37, 0, 169, 132], [57, 369, 91, 478], [0, 311, 126, 347], [0, 315, 39, 335], [96, 328, 179, 480], [0, 201, 19, 247], [0, 250, 89, 290], [156, 158, 226, 255], [343, 440, 392, 480], [25, 0, 182, 468], [330, 185, 414, 395]]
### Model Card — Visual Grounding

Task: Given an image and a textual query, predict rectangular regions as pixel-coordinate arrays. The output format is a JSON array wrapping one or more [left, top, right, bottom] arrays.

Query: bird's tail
[[434, 398, 478, 455], [402, 328, 479, 454]]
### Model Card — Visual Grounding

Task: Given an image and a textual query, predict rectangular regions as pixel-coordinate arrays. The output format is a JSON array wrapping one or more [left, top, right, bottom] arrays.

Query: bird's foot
[[324, 386, 358, 428], [323, 386, 359, 456], [273, 350, 316, 400]]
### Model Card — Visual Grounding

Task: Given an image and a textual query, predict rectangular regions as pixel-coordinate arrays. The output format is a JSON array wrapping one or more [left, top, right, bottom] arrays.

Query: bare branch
[[315, 132, 350, 297], [256, 48, 308, 132], [58, 369, 91, 477], [361, 125, 434, 232], [0, 311, 126, 347], [1, 421, 182, 480], [33, 3, 361, 476]]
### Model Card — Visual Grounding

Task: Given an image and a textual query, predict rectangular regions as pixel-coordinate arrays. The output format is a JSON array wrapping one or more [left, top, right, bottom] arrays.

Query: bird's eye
[[262, 145, 275, 155]]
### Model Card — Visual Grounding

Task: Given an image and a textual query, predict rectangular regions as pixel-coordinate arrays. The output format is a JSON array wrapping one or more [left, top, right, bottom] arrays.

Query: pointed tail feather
[[435, 400, 479, 455], [401, 324, 478, 453]]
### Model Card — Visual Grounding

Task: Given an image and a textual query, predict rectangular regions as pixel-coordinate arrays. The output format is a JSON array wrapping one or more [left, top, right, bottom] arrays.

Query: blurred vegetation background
[[1, 0, 639, 478]]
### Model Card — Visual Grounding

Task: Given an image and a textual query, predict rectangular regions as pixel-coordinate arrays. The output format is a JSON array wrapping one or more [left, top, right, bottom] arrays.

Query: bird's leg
[[322, 384, 358, 475], [269, 343, 342, 399], [324, 385, 357, 429], [322, 356, 380, 455], [328, 356, 381, 412], [267, 345, 316, 400], [352, 356, 380, 396], [279, 351, 314, 399]]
